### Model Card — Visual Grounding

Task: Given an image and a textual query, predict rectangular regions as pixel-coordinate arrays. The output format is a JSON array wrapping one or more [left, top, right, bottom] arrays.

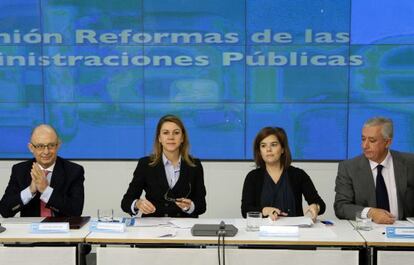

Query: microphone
[[218, 221, 226, 236], [0, 224, 6, 233]]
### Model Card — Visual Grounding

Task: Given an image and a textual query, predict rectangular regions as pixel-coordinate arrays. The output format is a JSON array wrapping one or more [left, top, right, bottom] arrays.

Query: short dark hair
[[253, 127, 292, 169]]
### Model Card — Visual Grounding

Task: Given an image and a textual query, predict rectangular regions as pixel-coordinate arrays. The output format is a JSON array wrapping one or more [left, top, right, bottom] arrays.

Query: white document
[[0, 217, 43, 224], [132, 217, 171, 227], [265, 216, 314, 227], [406, 217, 414, 224], [259, 226, 299, 237]]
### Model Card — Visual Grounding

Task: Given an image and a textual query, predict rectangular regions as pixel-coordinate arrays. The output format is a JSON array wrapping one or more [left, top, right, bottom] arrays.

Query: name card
[[386, 227, 414, 238], [89, 221, 125, 233], [259, 225, 299, 237], [31, 222, 69, 233]]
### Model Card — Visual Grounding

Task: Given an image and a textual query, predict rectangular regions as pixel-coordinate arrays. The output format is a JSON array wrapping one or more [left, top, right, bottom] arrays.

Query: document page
[[266, 216, 314, 227]]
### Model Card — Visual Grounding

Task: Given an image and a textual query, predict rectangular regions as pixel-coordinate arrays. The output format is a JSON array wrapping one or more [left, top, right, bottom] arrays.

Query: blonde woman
[[121, 114, 206, 217]]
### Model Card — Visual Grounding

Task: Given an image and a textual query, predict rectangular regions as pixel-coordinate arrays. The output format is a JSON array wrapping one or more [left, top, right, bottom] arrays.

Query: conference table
[[2, 217, 414, 265], [0, 217, 89, 265], [351, 220, 414, 265], [85, 218, 365, 265]]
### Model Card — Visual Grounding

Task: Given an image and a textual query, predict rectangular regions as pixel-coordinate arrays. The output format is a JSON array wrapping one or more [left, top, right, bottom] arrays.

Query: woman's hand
[[175, 198, 192, 212], [136, 198, 156, 214], [305, 203, 320, 222], [262, 207, 287, 221]]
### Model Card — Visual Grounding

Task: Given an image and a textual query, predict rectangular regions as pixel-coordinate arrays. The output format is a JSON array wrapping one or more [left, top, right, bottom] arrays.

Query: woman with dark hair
[[241, 127, 325, 221], [121, 114, 206, 217]]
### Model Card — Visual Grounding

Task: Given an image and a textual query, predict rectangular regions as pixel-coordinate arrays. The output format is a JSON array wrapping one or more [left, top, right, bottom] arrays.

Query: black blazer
[[121, 156, 206, 217], [0, 157, 85, 217], [241, 166, 326, 218]]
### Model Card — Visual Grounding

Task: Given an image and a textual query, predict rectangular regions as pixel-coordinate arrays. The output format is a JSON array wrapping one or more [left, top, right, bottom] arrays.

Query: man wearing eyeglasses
[[0, 124, 85, 218]]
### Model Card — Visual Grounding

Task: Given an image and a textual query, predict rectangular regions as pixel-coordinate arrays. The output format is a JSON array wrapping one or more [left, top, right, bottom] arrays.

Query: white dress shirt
[[362, 151, 398, 219]]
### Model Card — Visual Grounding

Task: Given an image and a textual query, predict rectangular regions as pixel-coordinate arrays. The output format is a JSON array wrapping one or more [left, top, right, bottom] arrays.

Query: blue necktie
[[375, 165, 390, 211]]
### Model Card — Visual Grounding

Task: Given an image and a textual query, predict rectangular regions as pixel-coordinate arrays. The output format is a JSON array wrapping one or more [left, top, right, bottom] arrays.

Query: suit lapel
[[173, 161, 189, 193], [50, 157, 64, 190], [391, 151, 407, 216], [155, 161, 170, 192], [358, 156, 377, 206]]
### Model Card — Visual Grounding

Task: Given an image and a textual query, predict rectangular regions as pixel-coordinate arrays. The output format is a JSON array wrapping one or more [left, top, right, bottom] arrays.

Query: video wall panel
[[1, 0, 413, 160]]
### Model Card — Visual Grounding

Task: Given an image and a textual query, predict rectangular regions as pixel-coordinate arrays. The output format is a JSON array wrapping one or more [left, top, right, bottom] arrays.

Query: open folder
[[41, 216, 90, 229]]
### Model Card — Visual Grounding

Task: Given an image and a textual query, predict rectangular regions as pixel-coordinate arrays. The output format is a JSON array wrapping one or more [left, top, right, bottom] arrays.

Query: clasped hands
[[136, 197, 193, 214], [29, 162, 49, 194]]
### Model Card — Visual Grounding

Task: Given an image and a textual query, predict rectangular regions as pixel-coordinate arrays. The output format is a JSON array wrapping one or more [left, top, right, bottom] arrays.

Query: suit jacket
[[0, 157, 85, 217], [334, 150, 414, 220], [241, 166, 326, 218], [121, 156, 206, 218]]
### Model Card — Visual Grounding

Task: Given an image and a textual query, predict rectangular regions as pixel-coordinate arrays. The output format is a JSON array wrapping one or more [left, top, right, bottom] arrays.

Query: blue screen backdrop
[[0, 0, 413, 160]]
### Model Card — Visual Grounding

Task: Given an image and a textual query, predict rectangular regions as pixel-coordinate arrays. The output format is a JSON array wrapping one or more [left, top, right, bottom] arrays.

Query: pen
[[321, 220, 334, 225]]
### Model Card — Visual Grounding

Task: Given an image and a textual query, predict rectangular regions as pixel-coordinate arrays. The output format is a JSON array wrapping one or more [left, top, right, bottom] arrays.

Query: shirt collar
[[162, 153, 181, 167], [368, 150, 392, 170], [38, 162, 56, 173]]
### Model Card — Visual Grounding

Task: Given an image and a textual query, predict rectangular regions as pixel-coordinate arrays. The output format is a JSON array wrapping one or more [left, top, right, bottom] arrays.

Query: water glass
[[355, 211, 373, 231], [97, 209, 114, 222], [246, 211, 262, 231]]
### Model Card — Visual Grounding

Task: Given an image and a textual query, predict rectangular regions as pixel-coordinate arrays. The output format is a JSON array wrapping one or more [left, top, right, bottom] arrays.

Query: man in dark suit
[[334, 117, 414, 224], [0, 124, 85, 217]]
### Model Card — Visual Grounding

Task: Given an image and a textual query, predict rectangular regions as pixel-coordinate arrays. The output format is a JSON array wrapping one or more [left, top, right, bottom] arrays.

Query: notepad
[[41, 216, 90, 229]]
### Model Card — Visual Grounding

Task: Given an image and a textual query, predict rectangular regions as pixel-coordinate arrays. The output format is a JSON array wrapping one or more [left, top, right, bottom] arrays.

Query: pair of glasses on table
[[164, 183, 192, 202]]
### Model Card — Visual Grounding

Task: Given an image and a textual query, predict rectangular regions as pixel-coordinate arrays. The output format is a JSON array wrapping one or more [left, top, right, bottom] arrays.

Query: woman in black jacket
[[121, 114, 206, 218], [241, 127, 325, 221]]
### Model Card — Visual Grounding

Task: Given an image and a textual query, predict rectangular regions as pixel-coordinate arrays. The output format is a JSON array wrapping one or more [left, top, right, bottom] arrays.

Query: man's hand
[[30, 162, 49, 193], [29, 178, 37, 194], [368, 208, 395, 224]]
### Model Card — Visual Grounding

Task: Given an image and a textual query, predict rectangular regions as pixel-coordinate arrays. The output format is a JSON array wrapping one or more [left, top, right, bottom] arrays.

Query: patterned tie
[[40, 170, 52, 217], [375, 165, 390, 211]]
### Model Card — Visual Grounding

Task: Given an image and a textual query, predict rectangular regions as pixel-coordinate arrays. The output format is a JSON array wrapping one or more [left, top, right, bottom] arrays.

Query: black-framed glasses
[[31, 142, 59, 150], [164, 183, 191, 202]]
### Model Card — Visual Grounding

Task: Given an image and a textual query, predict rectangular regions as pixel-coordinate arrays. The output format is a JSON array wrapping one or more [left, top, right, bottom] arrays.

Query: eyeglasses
[[164, 183, 191, 202], [31, 142, 59, 150]]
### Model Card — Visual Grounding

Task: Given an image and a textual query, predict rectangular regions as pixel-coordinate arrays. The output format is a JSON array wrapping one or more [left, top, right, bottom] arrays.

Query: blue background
[[0, 0, 413, 160]]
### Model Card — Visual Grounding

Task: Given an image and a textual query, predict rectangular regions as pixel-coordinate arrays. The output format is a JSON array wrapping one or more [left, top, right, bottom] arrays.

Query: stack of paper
[[259, 226, 299, 237], [266, 216, 314, 227]]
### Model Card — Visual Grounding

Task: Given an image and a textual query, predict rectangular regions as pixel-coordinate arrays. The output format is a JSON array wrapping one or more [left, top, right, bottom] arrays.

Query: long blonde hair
[[149, 114, 196, 167]]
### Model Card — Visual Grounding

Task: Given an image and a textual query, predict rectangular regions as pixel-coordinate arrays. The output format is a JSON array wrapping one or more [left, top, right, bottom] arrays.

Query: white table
[[86, 218, 365, 265], [352, 220, 414, 265], [0, 217, 90, 265]]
